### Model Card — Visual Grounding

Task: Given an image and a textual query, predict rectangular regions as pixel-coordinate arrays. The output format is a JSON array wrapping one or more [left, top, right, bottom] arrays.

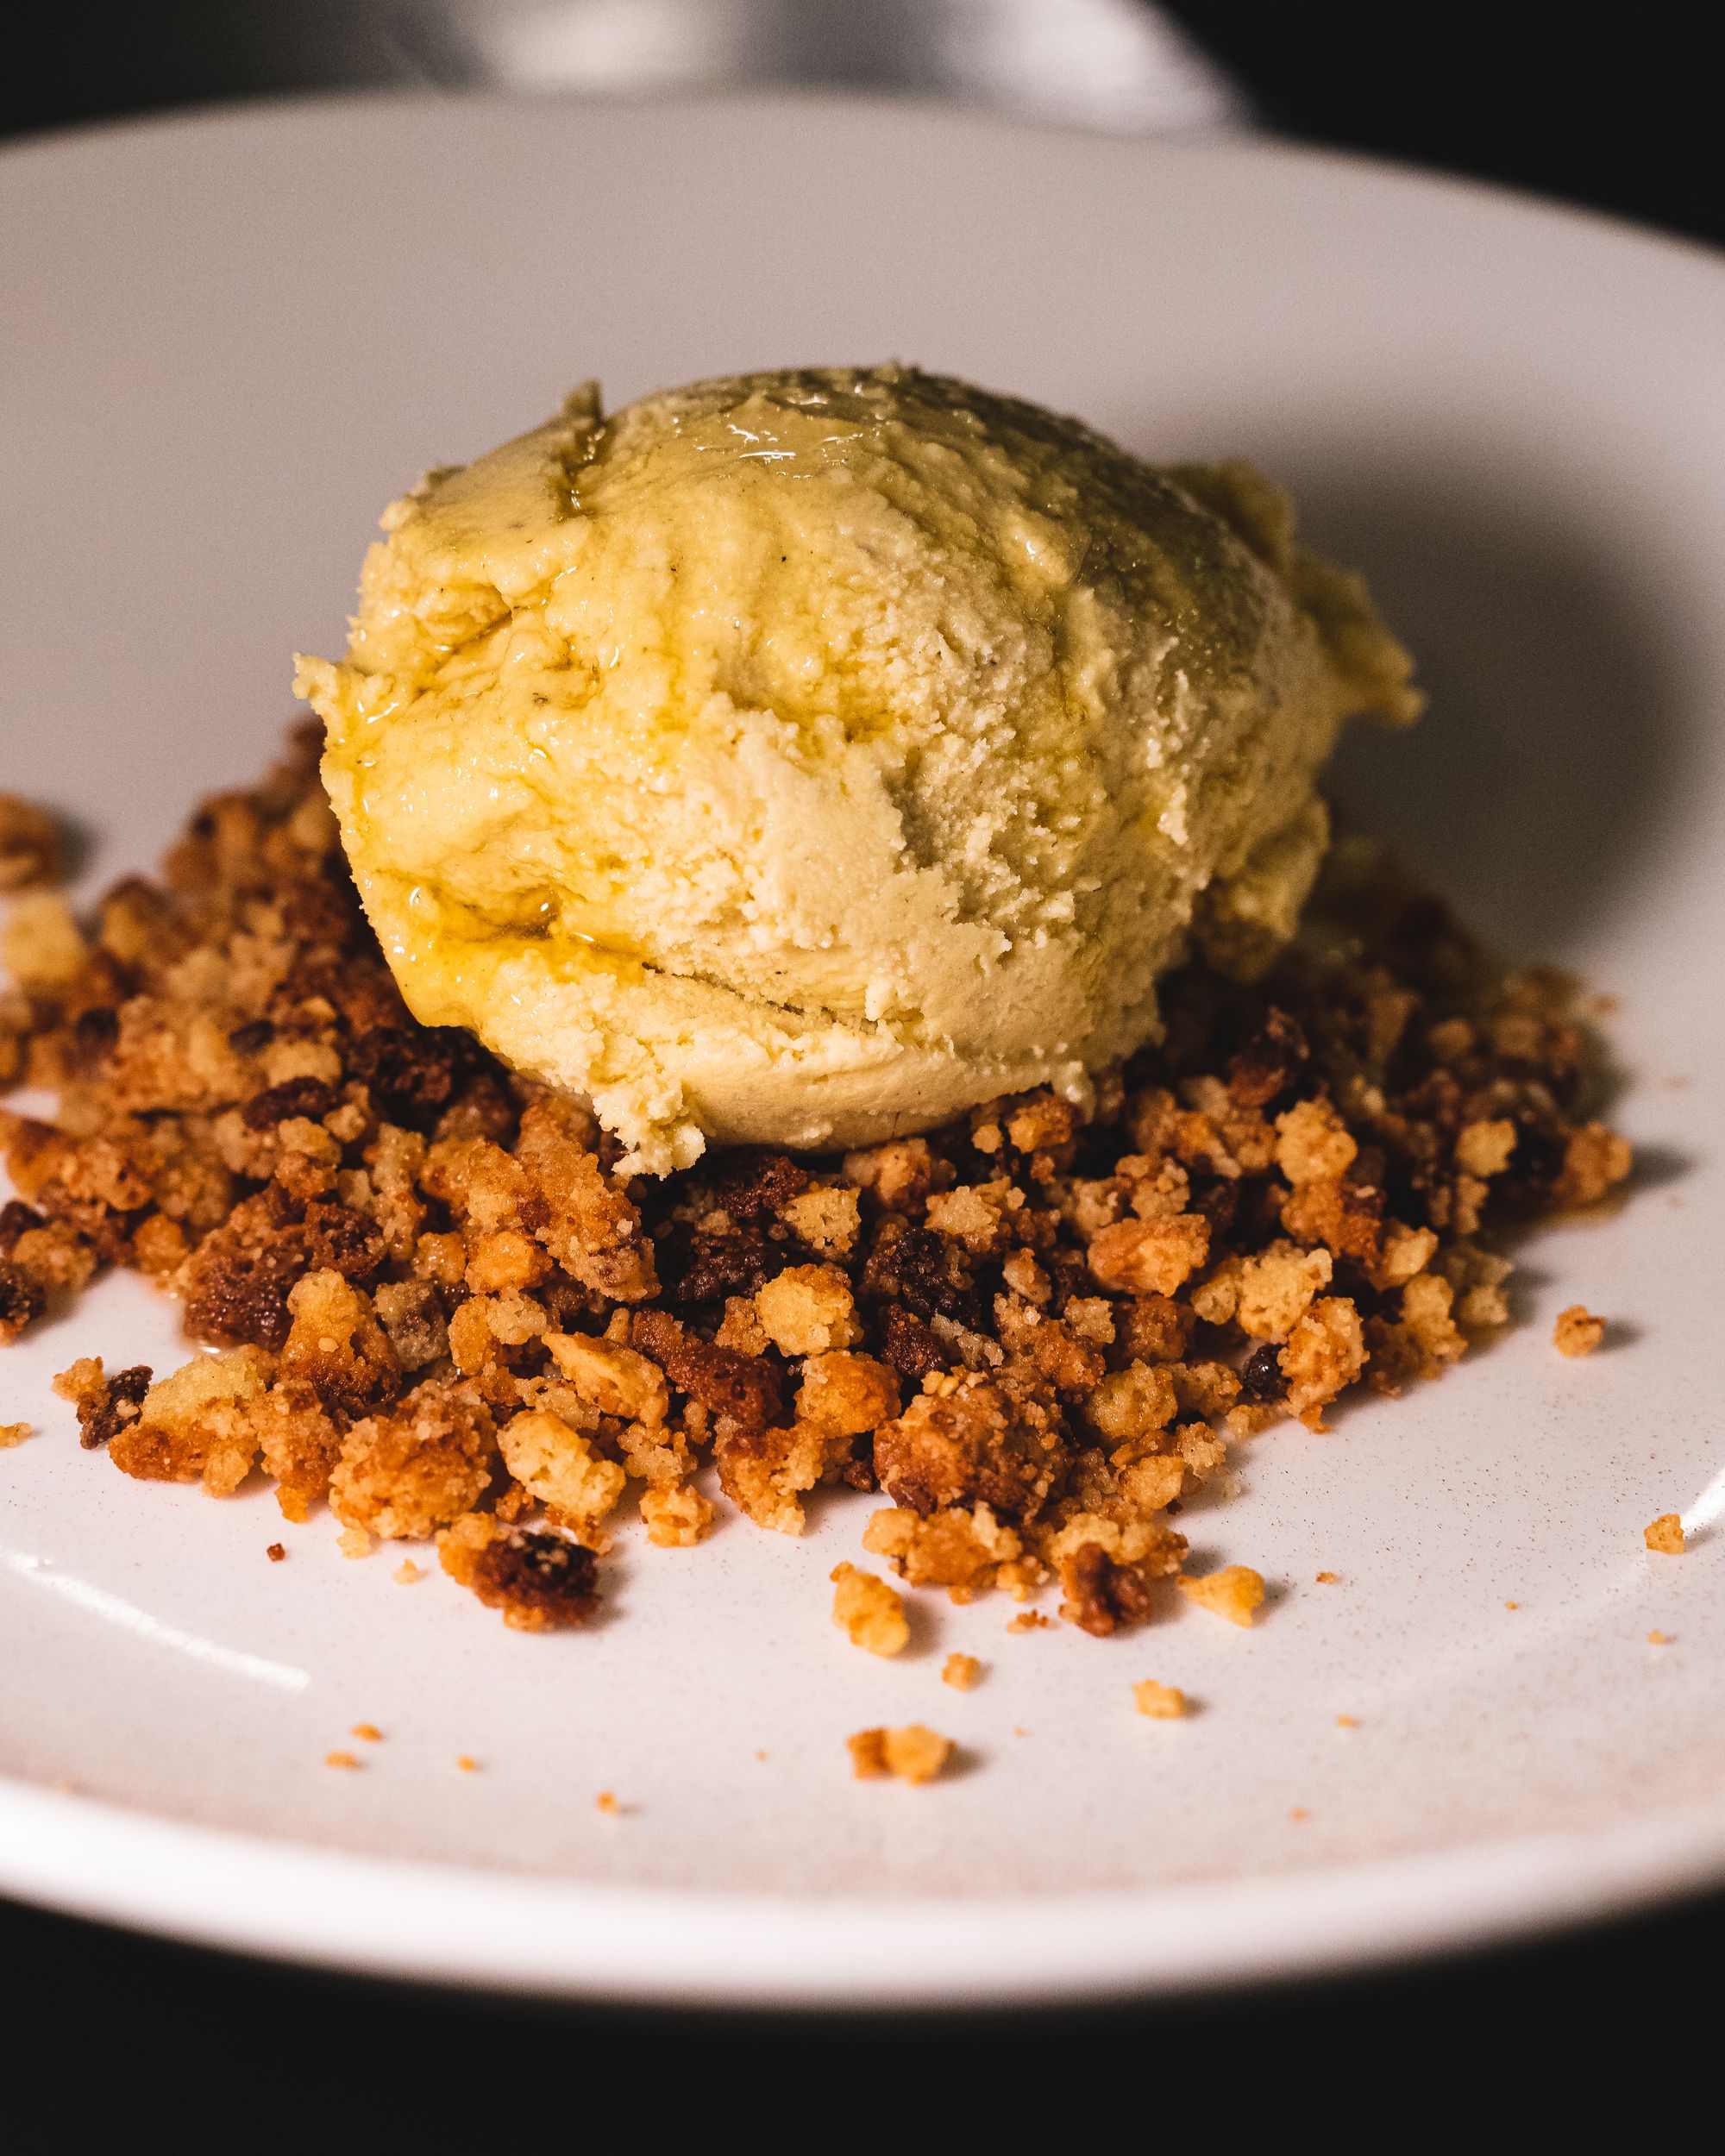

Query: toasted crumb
[[1007, 1610, 1053, 1633], [337, 1527, 372, 1560], [0, 794, 60, 891], [595, 1789, 620, 1814], [324, 1750, 361, 1771], [1176, 1565, 1265, 1627], [1553, 1304, 1606, 1357], [1335, 1713, 1359, 1728], [1289, 1807, 1311, 1822], [942, 1651, 982, 1690], [1314, 1570, 1339, 1585], [456, 1754, 479, 1771], [265, 1540, 285, 1562], [1132, 1679, 1187, 1720], [1504, 1600, 1519, 1609], [830, 1561, 909, 1656], [1644, 1513, 1684, 1556], [1647, 1630, 1669, 1645], [393, 1557, 423, 1584], [0, 1421, 31, 1448], [847, 1724, 953, 1784], [350, 1721, 382, 1743]]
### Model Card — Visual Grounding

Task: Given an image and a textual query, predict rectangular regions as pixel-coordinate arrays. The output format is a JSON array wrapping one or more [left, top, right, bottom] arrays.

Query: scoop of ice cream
[[296, 366, 1417, 1174]]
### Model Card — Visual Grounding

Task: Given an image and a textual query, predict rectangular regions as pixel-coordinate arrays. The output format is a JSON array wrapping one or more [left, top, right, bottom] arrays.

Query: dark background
[[4, 3, 1716, 2134]]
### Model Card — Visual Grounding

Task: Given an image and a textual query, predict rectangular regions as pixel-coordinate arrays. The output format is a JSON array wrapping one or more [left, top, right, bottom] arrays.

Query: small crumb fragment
[[1314, 1570, 1339, 1585], [830, 1561, 909, 1656], [1176, 1564, 1265, 1627], [1553, 1304, 1606, 1357], [942, 1651, 982, 1690], [324, 1750, 361, 1771], [1132, 1679, 1187, 1720], [1289, 1807, 1310, 1822], [393, 1557, 423, 1584], [1647, 1630, 1670, 1645], [1644, 1513, 1684, 1556], [1504, 1600, 1519, 1610], [596, 1790, 620, 1814], [456, 1754, 479, 1772], [1335, 1714, 1359, 1729], [1007, 1610, 1052, 1633], [0, 793, 60, 891], [266, 1541, 285, 1562], [754, 1749, 768, 1762], [350, 1722, 382, 1743], [847, 1724, 953, 1784], [0, 1422, 32, 1448], [337, 1526, 372, 1559]]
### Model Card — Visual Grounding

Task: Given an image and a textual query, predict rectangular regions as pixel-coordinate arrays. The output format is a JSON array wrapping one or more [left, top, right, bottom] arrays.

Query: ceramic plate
[[2, 94, 1722, 2006]]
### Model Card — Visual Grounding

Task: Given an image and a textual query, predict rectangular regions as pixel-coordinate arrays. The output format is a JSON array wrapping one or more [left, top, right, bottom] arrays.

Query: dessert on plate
[[0, 367, 1628, 1676]]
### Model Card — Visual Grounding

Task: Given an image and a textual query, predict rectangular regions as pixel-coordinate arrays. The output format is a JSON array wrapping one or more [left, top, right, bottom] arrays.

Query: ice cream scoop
[[296, 366, 1417, 1174]]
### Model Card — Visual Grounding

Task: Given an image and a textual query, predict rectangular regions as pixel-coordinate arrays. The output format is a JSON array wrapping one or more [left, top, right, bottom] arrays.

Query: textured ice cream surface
[[296, 366, 1418, 1174]]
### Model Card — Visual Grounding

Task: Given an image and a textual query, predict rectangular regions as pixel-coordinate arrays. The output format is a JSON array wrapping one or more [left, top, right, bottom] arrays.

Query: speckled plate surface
[[2, 94, 1722, 2005]]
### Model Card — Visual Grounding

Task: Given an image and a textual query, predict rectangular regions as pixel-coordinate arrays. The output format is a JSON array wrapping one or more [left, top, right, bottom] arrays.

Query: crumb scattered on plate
[[0, 1420, 31, 1447], [849, 1725, 953, 1783], [942, 1652, 982, 1690], [1645, 1514, 1685, 1555], [1176, 1565, 1265, 1627], [393, 1558, 423, 1585], [1132, 1679, 1187, 1720], [830, 1561, 908, 1656], [1314, 1570, 1339, 1585], [1335, 1713, 1359, 1728], [324, 1750, 361, 1771], [1553, 1304, 1606, 1357], [350, 1721, 382, 1743], [595, 1789, 621, 1814]]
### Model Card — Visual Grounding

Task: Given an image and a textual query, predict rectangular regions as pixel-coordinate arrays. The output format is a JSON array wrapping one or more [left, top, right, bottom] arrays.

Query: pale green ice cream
[[296, 366, 1418, 1173]]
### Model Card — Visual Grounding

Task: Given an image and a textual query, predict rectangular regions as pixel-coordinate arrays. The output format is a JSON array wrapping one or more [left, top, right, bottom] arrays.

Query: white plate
[[2, 93, 1722, 2008]]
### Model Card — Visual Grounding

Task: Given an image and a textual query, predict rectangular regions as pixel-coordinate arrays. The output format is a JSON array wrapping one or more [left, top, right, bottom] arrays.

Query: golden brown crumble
[[1335, 1713, 1359, 1728], [1553, 1304, 1606, 1357], [1132, 1679, 1187, 1719], [266, 1540, 285, 1562], [1644, 1514, 1684, 1556], [942, 1651, 982, 1689], [0, 795, 61, 893], [0, 730, 1632, 1651], [847, 1725, 953, 1784], [595, 1790, 620, 1814], [0, 1420, 30, 1447], [1314, 1570, 1340, 1584], [324, 1750, 360, 1771], [351, 1722, 382, 1743], [830, 1561, 909, 1656], [456, 1753, 479, 1771], [1176, 1565, 1266, 1626]]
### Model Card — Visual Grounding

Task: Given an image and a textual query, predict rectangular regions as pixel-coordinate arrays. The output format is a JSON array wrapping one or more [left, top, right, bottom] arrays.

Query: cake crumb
[[324, 1750, 361, 1771], [847, 1724, 953, 1784], [337, 1527, 372, 1560], [1007, 1610, 1053, 1633], [1553, 1305, 1606, 1357], [1289, 1807, 1310, 1822], [456, 1754, 479, 1771], [1504, 1600, 1520, 1610], [1132, 1679, 1186, 1720], [393, 1558, 423, 1584], [1314, 1570, 1339, 1585], [596, 1789, 621, 1814], [1644, 1513, 1684, 1555], [266, 1541, 285, 1562], [1335, 1713, 1359, 1728], [1176, 1565, 1265, 1627], [942, 1652, 982, 1690], [1647, 1630, 1670, 1645], [830, 1561, 909, 1656], [0, 1421, 31, 1448], [351, 1721, 382, 1743]]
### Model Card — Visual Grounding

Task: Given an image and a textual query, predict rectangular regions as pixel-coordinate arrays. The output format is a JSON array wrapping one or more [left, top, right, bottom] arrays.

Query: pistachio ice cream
[[296, 366, 1418, 1174]]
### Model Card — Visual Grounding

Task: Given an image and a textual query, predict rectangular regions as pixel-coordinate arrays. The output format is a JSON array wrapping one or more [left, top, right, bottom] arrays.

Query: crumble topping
[[0, 730, 1632, 1674], [830, 1561, 910, 1656], [1132, 1679, 1187, 1719], [1644, 1514, 1684, 1556], [942, 1652, 982, 1689]]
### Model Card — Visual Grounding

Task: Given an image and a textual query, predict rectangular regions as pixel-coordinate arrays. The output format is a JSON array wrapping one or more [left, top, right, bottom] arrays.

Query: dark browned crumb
[[0, 722, 1633, 1634], [266, 1540, 285, 1562]]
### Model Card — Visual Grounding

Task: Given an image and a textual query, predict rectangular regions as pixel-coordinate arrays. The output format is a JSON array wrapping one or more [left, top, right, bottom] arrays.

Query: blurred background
[[3, 1, 1716, 2132]]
